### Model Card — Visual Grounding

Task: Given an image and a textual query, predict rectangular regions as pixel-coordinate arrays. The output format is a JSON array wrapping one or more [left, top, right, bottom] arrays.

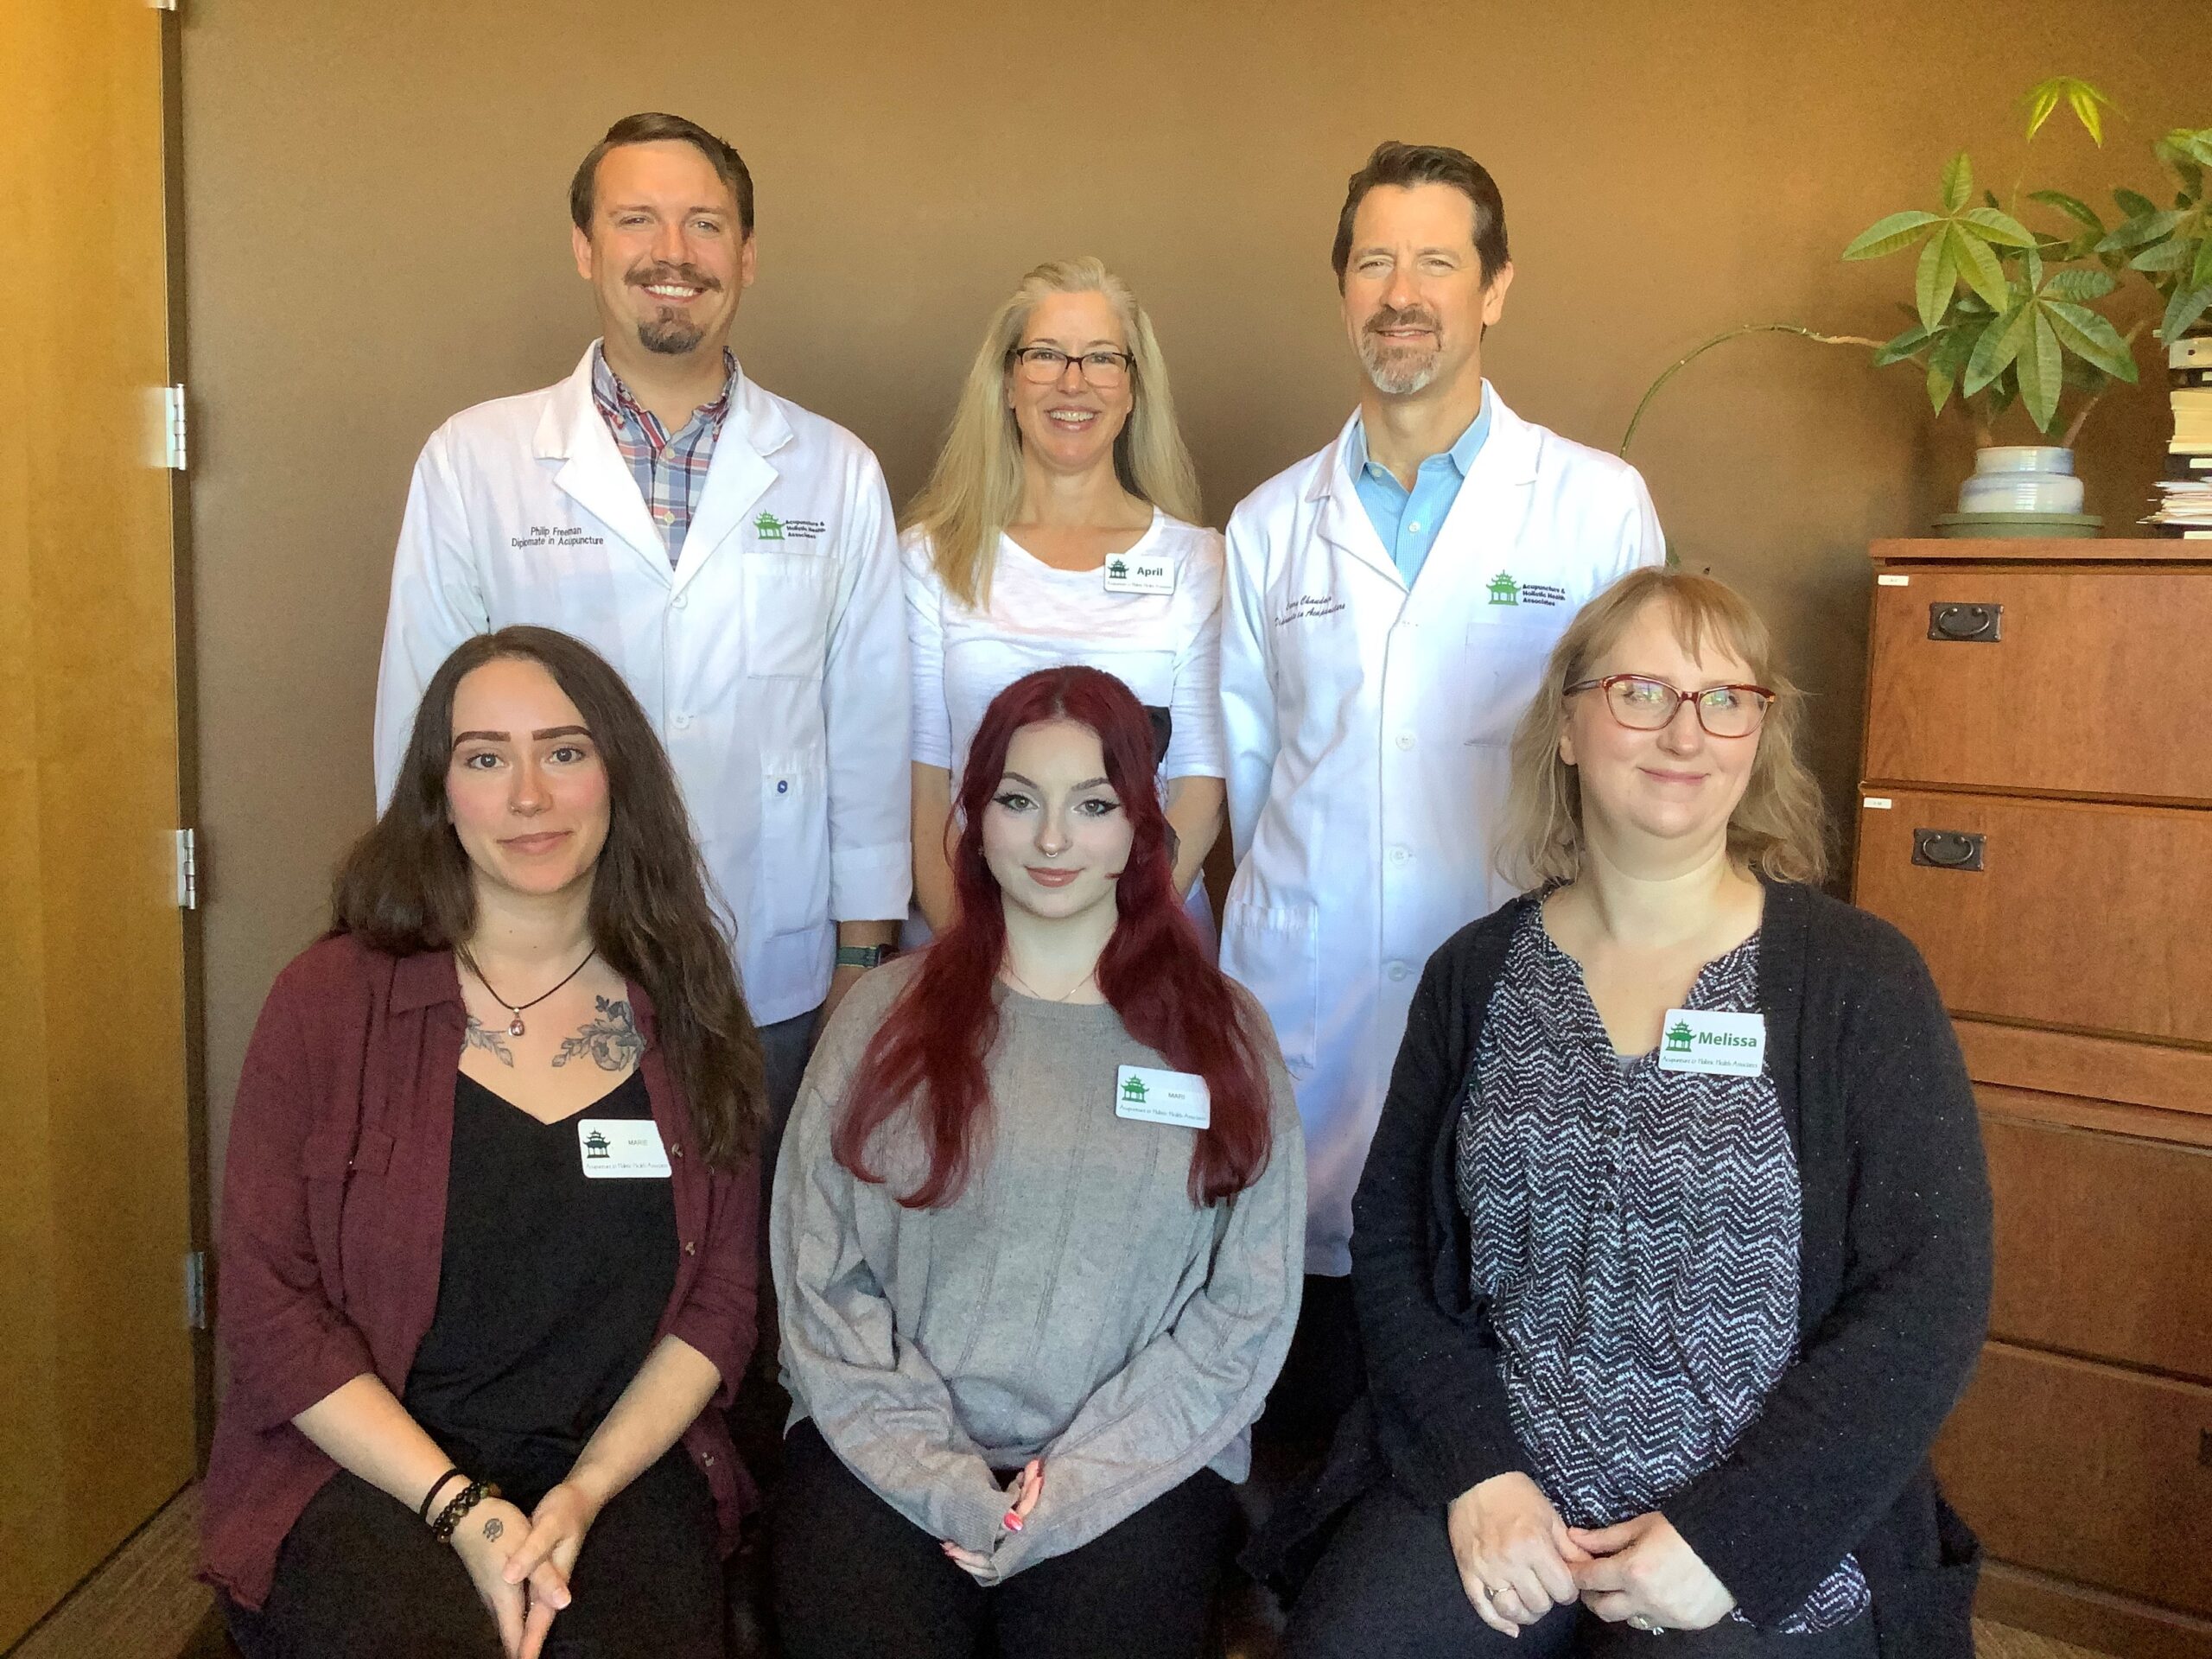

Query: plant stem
[[1618, 323, 1888, 457], [2057, 316, 2150, 448]]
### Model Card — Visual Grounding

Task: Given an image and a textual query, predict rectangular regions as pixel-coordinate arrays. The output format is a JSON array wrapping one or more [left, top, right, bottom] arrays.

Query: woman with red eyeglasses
[[768, 664, 1302, 1659], [1263, 569, 1992, 1659]]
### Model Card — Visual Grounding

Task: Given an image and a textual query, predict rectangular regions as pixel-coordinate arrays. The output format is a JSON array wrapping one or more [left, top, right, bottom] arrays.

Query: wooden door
[[0, 5, 198, 1648]]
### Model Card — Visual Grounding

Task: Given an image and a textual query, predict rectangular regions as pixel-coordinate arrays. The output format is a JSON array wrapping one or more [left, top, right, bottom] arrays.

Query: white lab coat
[[373, 345, 912, 1027], [1218, 386, 1662, 1274]]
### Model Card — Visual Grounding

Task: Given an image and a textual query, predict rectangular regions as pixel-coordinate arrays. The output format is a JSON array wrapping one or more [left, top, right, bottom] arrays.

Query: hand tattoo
[[462, 1014, 516, 1067], [553, 995, 644, 1072], [483, 1516, 504, 1542]]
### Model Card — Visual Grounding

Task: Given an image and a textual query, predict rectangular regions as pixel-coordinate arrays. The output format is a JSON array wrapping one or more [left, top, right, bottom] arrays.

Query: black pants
[[223, 1450, 723, 1659], [1253, 1274, 1363, 1454], [1283, 1479, 1877, 1659], [771, 1419, 1236, 1659]]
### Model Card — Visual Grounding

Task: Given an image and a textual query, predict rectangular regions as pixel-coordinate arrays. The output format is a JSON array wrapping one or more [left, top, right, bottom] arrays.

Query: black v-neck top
[[404, 1067, 677, 1497]]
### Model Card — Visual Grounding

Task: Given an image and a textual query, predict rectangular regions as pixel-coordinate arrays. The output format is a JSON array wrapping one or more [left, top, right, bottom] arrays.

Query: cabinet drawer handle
[[1912, 830, 1986, 871], [1929, 602, 2002, 642]]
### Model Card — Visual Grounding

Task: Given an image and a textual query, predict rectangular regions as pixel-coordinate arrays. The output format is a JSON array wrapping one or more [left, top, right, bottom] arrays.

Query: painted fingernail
[[1002, 1510, 1024, 1532]]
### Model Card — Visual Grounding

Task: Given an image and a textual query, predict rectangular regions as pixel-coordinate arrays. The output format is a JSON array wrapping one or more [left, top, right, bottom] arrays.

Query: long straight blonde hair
[[1494, 568, 1830, 889], [903, 257, 1201, 608]]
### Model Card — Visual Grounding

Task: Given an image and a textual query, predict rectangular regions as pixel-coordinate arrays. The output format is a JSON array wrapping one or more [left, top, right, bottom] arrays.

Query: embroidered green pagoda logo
[[1664, 1020, 1695, 1056], [583, 1128, 612, 1159], [1121, 1075, 1149, 1104], [1487, 571, 1521, 605], [753, 512, 786, 541], [1107, 556, 1130, 582]]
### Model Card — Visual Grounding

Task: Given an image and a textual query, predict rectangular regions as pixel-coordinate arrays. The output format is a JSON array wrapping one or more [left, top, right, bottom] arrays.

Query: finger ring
[[1628, 1615, 1665, 1634]]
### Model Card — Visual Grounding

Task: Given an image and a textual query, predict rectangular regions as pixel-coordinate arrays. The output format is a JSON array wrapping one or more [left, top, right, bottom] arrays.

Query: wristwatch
[[835, 944, 888, 969]]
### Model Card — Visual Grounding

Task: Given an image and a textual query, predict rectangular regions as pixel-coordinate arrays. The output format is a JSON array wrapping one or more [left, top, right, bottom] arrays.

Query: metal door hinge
[[184, 1250, 207, 1331], [149, 0, 179, 12], [175, 828, 198, 909], [161, 385, 188, 470]]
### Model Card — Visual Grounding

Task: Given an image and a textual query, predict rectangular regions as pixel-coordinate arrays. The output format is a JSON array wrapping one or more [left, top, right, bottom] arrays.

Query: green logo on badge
[[1664, 1020, 1694, 1056], [753, 512, 786, 541], [583, 1128, 612, 1159], [1107, 556, 1129, 582], [1487, 571, 1521, 605], [1121, 1075, 1149, 1104]]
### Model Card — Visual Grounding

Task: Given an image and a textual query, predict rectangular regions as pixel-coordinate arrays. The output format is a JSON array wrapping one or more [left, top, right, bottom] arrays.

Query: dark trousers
[[1283, 1478, 1876, 1659], [771, 1419, 1237, 1659], [223, 1451, 723, 1659], [1254, 1273, 1364, 1453], [730, 1007, 821, 1486]]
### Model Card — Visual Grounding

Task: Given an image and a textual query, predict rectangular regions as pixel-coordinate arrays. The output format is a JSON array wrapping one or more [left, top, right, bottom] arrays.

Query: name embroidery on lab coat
[[511, 524, 607, 550], [1276, 593, 1346, 625]]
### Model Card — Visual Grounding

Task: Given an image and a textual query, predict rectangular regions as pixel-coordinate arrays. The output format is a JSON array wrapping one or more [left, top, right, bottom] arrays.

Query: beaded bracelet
[[417, 1467, 467, 1525], [429, 1478, 502, 1543]]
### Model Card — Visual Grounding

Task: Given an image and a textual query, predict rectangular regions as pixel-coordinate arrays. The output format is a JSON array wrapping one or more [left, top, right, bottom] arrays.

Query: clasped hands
[[941, 1459, 1046, 1585], [1446, 1472, 1735, 1638], [448, 1480, 601, 1659]]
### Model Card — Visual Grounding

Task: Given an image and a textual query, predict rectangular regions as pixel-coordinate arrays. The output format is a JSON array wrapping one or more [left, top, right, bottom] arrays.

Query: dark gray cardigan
[[1253, 881, 1993, 1659]]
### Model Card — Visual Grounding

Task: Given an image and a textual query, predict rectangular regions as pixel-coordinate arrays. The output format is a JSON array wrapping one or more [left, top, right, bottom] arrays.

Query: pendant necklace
[[1001, 964, 1096, 1004], [461, 945, 596, 1038]]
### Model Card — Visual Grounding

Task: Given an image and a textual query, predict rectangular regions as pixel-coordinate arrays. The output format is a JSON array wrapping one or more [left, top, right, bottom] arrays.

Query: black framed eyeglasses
[[1564, 673, 1776, 739], [1007, 345, 1135, 388]]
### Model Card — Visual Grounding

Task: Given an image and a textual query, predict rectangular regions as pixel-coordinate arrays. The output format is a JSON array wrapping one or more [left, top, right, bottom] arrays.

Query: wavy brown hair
[[1494, 568, 1829, 890], [333, 626, 763, 1166]]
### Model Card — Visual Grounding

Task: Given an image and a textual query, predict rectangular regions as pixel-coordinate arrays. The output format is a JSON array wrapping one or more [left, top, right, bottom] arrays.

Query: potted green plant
[[1844, 79, 2208, 449], [1620, 79, 2209, 530]]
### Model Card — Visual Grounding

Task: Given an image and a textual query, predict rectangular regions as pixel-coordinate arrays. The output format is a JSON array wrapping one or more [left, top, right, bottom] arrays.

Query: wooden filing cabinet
[[1853, 539, 2212, 1659]]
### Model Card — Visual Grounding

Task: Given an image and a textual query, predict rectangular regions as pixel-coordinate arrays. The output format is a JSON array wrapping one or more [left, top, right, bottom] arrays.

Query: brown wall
[[180, 0, 2202, 1195]]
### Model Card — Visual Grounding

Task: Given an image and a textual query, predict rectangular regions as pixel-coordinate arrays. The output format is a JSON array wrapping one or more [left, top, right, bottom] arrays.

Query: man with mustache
[[375, 111, 908, 1190], [1217, 142, 1662, 1446]]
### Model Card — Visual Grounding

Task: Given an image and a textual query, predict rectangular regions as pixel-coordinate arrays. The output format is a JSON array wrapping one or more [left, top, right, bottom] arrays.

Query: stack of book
[[2151, 335, 2212, 537]]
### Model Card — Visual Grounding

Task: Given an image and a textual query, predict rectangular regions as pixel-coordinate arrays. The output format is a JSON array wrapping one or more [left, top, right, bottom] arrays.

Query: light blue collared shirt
[[1346, 397, 1493, 584]]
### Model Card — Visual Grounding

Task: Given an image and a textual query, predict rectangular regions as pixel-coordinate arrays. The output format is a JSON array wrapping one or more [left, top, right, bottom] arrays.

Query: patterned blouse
[[1456, 905, 1867, 1632]]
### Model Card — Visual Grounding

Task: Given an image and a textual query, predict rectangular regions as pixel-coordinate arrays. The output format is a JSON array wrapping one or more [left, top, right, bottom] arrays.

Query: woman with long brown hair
[[201, 626, 764, 1659], [770, 665, 1303, 1659]]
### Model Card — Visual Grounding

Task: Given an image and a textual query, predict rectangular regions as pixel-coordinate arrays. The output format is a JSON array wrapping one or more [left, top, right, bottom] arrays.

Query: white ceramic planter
[[1959, 446, 2085, 514]]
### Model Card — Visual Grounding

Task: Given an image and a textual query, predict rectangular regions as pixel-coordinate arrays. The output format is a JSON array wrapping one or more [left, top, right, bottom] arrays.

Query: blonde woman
[[903, 257, 1224, 944], [1267, 569, 1991, 1659]]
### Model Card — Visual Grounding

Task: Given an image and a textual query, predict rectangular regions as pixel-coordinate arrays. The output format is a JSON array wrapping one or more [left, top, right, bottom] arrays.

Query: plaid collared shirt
[[589, 345, 738, 566]]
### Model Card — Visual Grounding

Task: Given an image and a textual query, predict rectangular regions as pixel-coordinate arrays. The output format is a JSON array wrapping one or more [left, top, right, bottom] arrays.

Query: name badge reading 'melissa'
[[1115, 1065, 1211, 1129], [1102, 553, 1175, 596], [578, 1118, 673, 1179], [1656, 1009, 1768, 1077]]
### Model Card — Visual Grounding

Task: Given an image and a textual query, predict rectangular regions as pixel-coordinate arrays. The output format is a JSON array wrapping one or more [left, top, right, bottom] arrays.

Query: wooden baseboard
[[1979, 1560, 2212, 1659], [7, 1484, 217, 1659]]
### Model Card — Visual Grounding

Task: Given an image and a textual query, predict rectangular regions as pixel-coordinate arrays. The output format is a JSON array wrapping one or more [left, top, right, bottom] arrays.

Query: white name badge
[[1115, 1065, 1211, 1128], [578, 1117, 672, 1178], [1656, 1009, 1768, 1077], [1103, 553, 1175, 595]]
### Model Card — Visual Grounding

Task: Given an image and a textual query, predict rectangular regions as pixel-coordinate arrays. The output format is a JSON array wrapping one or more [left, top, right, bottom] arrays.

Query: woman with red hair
[[768, 665, 1303, 1659]]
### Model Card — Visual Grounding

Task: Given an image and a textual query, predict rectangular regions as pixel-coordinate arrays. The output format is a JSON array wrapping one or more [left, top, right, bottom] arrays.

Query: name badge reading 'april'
[[1115, 1065, 1211, 1129], [577, 1118, 673, 1179], [1656, 1009, 1768, 1077], [1102, 554, 1176, 596]]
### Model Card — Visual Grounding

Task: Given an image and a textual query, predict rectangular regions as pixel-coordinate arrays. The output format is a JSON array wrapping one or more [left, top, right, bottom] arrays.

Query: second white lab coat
[[373, 345, 912, 1027], [1218, 386, 1662, 1274]]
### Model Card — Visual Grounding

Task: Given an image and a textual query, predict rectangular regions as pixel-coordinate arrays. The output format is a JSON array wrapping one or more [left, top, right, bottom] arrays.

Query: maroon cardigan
[[199, 934, 759, 1611]]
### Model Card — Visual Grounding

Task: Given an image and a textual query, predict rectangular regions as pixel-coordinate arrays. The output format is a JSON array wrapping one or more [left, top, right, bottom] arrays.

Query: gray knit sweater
[[771, 956, 1305, 1580]]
